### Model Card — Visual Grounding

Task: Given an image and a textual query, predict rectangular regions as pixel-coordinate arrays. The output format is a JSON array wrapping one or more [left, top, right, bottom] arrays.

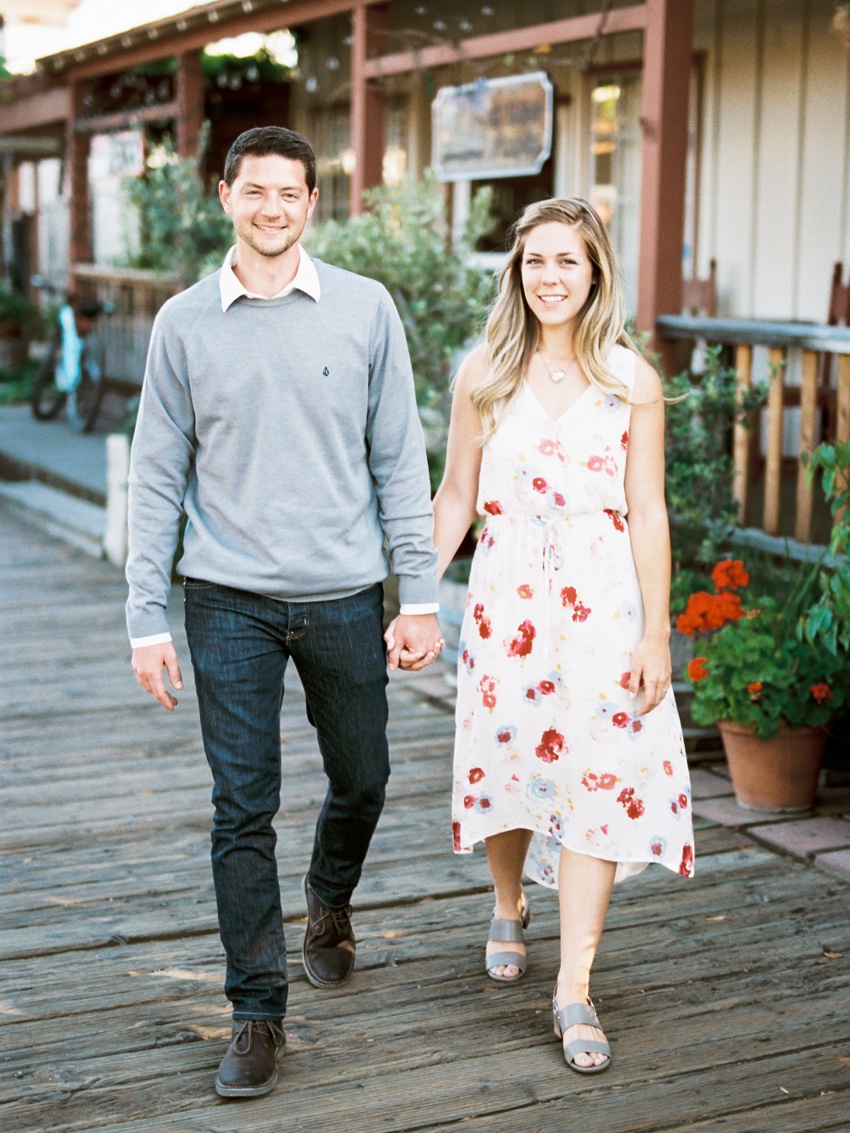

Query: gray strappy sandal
[[552, 997, 612, 1074], [485, 917, 527, 981]]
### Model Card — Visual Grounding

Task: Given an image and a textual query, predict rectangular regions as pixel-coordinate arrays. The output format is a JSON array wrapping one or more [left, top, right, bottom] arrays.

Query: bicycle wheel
[[30, 339, 67, 420], [68, 337, 104, 433]]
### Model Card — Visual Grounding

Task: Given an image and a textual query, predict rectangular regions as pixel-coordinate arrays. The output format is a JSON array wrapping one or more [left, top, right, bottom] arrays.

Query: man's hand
[[132, 641, 183, 711], [384, 613, 444, 672]]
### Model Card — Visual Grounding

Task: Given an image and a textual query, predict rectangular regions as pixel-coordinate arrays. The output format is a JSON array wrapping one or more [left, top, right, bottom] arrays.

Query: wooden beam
[[838, 354, 850, 446], [74, 101, 180, 135], [794, 349, 819, 543], [176, 52, 204, 159], [733, 344, 753, 526], [350, 5, 387, 216], [636, 0, 694, 374], [66, 84, 92, 285], [55, 0, 379, 82], [363, 5, 648, 79], [0, 87, 70, 135], [763, 346, 786, 536]]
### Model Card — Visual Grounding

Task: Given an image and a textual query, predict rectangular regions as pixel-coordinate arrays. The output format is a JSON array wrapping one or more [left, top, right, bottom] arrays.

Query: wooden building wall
[[694, 0, 850, 321]]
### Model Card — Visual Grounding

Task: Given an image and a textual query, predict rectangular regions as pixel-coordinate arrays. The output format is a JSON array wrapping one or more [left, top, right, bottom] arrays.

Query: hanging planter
[[717, 721, 828, 812]]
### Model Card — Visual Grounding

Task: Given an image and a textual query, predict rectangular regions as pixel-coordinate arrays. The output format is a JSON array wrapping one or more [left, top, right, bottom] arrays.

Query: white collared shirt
[[219, 244, 321, 311]]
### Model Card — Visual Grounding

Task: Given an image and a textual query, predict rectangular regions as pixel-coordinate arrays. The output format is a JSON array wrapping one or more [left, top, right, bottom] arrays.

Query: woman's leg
[[485, 828, 534, 978], [555, 848, 617, 1067]]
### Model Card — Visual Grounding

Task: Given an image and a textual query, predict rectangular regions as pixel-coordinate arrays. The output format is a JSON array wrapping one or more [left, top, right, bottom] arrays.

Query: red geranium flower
[[810, 682, 833, 704], [688, 656, 708, 682], [711, 558, 750, 591]]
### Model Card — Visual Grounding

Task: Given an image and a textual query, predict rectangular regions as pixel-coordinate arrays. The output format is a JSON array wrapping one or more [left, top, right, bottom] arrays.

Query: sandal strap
[[564, 1039, 611, 1062], [554, 999, 601, 1031], [485, 950, 527, 975], [488, 918, 525, 943]]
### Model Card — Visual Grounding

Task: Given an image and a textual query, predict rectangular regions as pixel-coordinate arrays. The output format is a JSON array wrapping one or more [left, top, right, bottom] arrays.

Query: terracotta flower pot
[[718, 720, 828, 812]]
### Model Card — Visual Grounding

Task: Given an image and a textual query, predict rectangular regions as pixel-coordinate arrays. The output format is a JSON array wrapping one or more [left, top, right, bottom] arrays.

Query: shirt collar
[[219, 245, 321, 312]]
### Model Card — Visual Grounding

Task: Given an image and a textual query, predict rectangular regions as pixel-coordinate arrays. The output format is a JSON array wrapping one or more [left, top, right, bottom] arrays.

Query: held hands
[[384, 613, 445, 672], [132, 641, 183, 711], [628, 634, 672, 716]]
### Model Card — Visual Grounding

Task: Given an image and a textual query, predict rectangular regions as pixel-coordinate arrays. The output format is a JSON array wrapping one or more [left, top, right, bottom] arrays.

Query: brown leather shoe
[[214, 1019, 285, 1098], [302, 876, 356, 988]]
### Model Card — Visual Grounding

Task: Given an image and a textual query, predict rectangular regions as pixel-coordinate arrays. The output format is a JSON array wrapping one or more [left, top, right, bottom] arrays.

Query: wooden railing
[[657, 316, 850, 545], [73, 264, 179, 389]]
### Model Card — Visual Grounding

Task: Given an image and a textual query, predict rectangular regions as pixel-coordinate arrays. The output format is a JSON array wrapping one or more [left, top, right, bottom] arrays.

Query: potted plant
[[678, 443, 850, 810]]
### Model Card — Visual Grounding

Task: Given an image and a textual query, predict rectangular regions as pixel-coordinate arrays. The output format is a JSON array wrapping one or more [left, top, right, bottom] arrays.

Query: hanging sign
[[432, 71, 553, 182]]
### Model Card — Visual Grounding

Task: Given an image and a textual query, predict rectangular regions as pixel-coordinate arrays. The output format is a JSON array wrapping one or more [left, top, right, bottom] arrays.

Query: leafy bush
[[664, 347, 769, 611], [124, 123, 232, 288], [306, 175, 497, 487]]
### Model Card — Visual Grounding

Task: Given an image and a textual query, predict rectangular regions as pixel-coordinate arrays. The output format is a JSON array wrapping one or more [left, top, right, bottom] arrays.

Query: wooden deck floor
[[1, 503, 849, 1133]]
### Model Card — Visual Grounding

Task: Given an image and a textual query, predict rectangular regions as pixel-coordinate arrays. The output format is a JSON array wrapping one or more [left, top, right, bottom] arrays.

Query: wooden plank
[[794, 347, 819, 541], [763, 344, 786, 534], [733, 342, 753, 523]]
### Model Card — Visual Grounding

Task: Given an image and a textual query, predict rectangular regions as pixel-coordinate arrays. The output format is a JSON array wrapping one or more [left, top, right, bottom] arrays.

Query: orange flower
[[810, 683, 833, 705], [688, 656, 708, 682], [711, 559, 750, 591], [747, 681, 763, 699]]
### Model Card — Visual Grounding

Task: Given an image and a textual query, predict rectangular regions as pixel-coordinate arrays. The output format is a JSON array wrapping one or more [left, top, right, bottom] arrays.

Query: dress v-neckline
[[522, 379, 593, 424]]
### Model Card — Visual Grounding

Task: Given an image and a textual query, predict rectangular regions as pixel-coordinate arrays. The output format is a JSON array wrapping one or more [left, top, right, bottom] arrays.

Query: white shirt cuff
[[130, 632, 174, 648], [398, 603, 440, 616]]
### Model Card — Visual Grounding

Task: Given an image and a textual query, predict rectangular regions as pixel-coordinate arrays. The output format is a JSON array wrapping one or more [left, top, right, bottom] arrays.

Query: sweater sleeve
[[125, 305, 196, 641], [366, 289, 439, 606]]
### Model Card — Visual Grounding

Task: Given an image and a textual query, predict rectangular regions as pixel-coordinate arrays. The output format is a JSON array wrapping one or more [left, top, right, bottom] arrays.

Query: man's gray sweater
[[125, 258, 438, 641]]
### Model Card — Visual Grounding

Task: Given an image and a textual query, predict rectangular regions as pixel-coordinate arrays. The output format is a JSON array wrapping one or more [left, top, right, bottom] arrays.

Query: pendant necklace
[[537, 350, 575, 385]]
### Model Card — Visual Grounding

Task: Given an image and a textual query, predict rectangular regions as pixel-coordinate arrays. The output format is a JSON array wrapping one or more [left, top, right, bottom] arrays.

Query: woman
[[397, 198, 694, 1073]]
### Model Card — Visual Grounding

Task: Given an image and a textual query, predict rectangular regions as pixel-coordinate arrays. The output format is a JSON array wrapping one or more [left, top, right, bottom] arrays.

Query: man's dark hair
[[223, 127, 317, 192]]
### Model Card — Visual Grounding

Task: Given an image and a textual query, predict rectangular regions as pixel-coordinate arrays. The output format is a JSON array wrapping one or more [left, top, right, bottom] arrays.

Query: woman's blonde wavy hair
[[471, 197, 638, 438]]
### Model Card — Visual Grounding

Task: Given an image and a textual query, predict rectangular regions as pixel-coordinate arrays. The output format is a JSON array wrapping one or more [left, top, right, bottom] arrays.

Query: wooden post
[[733, 344, 753, 525], [636, 0, 694, 376], [175, 51, 204, 160], [763, 346, 786, 536], [67, 83, 92, 280], [794, 349, 819, 543], [838, 355, 850, 446], [350, 3, 387, 216]]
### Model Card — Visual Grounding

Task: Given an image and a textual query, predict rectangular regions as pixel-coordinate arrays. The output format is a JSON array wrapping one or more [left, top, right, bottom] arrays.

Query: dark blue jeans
[[184, 580, 389, 1021]]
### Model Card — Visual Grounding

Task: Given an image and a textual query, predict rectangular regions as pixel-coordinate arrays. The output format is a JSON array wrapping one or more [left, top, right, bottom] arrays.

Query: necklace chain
[[537, 350, 575, 385]]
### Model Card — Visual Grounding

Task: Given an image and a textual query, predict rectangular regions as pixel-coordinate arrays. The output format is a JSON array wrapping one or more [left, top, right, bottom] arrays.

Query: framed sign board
[[432, 71, 553, 182]]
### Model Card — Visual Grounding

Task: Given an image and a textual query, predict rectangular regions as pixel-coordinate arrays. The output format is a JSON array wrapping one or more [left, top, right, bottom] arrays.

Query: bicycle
[[30, 276, 114, 433]]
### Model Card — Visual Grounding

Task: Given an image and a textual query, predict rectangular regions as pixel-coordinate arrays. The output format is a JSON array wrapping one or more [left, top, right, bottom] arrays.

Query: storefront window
[[590, 74, 641, 314], [312, 105, 351, 222]]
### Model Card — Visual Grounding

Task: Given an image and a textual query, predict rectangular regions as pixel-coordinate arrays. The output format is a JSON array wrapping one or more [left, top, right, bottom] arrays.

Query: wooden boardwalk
[[1, 502, 849, 1133]]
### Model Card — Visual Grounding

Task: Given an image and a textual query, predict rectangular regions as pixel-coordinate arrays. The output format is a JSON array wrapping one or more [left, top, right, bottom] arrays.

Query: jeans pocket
[[183, 577, 216, 590]]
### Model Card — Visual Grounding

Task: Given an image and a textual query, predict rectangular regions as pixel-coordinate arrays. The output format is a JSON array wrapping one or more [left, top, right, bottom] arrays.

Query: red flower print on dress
[[538, 438, 567, 460], [477, 674, 497, 710], [621, 429, 629, 450], [560, 586, 592, 622], [479, 527, 495, 550], [587, 452, 617, 477], [679, 843, 694, 876], [517, 583, 534, 599], [612, 712, 630, 729], [473, 602, 492, 639], [678, 793, 689, 810], [468, 767, 485, 784], [552, 492, 566, 508], [581, 771, 618, 792], [463, 795, 475, 809], [532, 477, 548, 493], [663, 760, 674, 776], [452, 820, 462, 851], [535, 728, 566, 763], [617, 786, 645, 819], [604, 508, 625, 533], [619, 671, 631, 690], [483, 500, 503, 515], [538, 679, 556, 696], [506, 619, 536, 657]]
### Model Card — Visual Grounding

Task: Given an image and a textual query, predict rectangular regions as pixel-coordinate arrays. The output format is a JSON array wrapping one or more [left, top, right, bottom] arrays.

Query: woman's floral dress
[[451, 345, 694, 887]]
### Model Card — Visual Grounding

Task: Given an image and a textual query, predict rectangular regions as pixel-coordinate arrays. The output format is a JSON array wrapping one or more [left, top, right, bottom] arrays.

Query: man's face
[[219, 153, 319, 259]]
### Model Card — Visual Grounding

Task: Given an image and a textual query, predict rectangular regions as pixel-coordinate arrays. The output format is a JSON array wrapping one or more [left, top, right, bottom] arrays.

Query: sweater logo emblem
[[322, 367, 330, 376]]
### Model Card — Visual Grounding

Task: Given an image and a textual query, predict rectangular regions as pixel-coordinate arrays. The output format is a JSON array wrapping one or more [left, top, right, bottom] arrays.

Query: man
[[127, 127, 442, 1099]]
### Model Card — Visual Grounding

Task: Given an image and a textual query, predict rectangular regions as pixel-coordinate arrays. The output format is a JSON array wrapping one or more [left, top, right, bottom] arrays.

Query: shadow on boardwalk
[[1, 503, 849, 1133]]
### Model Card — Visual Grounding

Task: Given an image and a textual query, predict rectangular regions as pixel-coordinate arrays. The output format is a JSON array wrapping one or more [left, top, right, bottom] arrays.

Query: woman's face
[[519, 221, 596, 331]]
